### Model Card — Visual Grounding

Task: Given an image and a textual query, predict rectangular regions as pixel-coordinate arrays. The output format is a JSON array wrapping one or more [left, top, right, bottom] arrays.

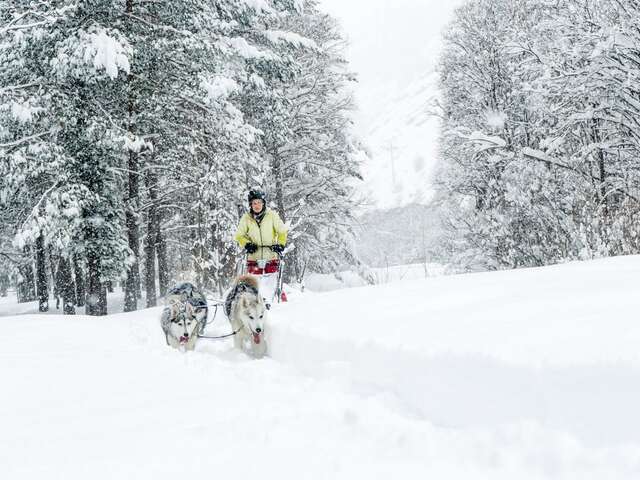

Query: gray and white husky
[[161, 282, 208, 351], [161, 301, 202, 350], [225, 275, 268, 358]]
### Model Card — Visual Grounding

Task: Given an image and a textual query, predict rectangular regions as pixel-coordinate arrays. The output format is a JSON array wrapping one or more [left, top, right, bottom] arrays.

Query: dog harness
[[223, 280, 260, 318]]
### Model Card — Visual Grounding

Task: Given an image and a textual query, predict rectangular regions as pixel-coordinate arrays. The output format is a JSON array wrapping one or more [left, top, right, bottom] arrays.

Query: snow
[[239, 0, 273, 14], [123, 135, 153, 153], [247, 73, 266, 89], [467, 131, 507, 148], [10, 100, 37, 123], [200, 76, 240, 102], [2, 255, 640, 478], [220, 37, 275, 61], [263, 30, 317, 49], [86, 30, 130, 79], [522, 146, 553, 162], [485, 109, 507, 129], [303, 262, 444, 292]]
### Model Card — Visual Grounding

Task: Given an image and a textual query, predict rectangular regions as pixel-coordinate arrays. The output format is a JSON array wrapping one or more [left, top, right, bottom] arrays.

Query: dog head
[[236, 293, 267, 344], [168, 302, 200, 345]]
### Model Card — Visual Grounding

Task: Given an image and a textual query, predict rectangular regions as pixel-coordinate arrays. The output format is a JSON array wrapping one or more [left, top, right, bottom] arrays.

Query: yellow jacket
[[234, 208, 288, 261]]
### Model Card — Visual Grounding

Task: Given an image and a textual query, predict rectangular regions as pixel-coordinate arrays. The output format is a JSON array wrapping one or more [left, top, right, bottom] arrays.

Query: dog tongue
[[253, 332, 261, 344], [180, 336, 188, 344]]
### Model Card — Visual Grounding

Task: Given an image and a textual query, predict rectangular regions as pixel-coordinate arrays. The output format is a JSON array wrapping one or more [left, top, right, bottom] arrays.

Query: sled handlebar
[[239, 245, 286, 255]]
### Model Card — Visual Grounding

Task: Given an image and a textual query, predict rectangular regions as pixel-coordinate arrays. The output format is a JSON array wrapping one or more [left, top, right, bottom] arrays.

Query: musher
[[234, 188, 288, 307]]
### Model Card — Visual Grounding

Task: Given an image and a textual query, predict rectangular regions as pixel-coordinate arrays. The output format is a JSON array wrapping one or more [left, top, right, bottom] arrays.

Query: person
[[234, 188, 288, 307]]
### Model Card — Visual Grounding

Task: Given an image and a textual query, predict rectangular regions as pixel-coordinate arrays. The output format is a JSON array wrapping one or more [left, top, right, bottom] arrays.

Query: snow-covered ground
[[0, 289, 149, 317], [2, 256, 640, 478], [303, 262, 444, 292]]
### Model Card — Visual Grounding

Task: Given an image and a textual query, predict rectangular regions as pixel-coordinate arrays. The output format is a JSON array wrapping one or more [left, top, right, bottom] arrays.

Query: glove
[[271, 244, 285, 254], [244, 242, 258, 254]]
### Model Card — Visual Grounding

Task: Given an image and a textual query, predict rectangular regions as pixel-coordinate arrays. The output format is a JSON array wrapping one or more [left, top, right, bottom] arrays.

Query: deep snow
[[2, 256, 640, 478]]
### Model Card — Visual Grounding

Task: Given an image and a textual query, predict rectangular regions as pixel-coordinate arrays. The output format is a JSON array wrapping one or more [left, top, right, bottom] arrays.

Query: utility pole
[[383, 139, 397, 186]]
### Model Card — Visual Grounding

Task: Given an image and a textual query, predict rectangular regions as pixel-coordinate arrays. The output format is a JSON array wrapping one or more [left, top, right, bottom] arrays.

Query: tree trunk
[[58, 256, 76, 315], [156, 224, 169, 297], [17, 247, 36, 303], [272, 151, 287, 223], [35, 234, 49, 312], [0, 271, 8, 297], [124, 153, 140, 311], [99, 282, 108, 316], [123, 0, 141, 310], [144, 170, 158, 307], [74, 255, 85, 306], [144, 233, 156, 307], [592, 119, 608, 217], [124, 118, 140, 310], [193, 204, 210, 291], [286, 250, 300, 285], [85, 249, 103, 316], [49, 250, 60, 309], [272, 151, 292, 284]]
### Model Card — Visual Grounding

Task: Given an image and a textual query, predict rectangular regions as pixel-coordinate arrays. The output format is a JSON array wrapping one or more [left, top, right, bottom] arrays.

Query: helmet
[[248, 188, 267, 205]]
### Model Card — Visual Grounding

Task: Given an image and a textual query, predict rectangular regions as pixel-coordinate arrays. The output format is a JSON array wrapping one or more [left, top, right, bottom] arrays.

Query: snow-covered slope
[[359, 72, 441, 208], [318, 0, 466, 209], [3, 256, 640, 478]]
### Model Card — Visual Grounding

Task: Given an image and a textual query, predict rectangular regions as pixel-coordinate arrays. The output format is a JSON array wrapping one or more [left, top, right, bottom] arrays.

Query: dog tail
[[237, 274, 259, 291]]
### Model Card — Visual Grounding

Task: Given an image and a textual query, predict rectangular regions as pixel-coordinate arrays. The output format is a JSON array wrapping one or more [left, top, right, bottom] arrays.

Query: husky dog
[[225, 275, 268, 358], [161, 282, 208, 351]]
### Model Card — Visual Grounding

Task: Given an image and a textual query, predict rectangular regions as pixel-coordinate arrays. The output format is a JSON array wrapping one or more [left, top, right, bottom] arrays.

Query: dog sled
[[161, 250, 287, 355], [198, 249, 287, 340], [235, 248, 288, 305]]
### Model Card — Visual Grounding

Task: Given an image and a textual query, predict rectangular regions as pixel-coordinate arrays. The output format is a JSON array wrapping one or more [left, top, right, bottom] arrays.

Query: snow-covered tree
[[434, 0, 640, 271]]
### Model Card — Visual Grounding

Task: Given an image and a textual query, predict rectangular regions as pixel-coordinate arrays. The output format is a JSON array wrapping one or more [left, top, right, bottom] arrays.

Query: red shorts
[[247, 259, 279, 275]]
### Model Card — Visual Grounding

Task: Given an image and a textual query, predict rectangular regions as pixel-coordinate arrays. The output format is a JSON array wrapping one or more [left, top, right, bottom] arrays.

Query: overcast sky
[[318, 0, 465, 132]]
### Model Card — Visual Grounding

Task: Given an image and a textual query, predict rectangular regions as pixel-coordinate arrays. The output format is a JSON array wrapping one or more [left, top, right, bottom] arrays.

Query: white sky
[[319, 0, 464, 129], [317, 0, 466, 208]]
